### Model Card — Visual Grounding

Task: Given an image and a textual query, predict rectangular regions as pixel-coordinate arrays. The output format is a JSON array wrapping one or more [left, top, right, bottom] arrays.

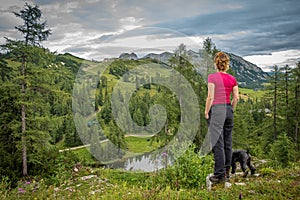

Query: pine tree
[[273, 65, 279, 140], [201, 37, 219, 80], [108, 121, 126, 158], [1, 3, 51, 176], [277, 65, 293, 137], [291, 62, 300, 148], [203, 37, 219, 57], [258, 62, 300, 157], [0, 58, 10, 81], [232, 101, 256, 149]]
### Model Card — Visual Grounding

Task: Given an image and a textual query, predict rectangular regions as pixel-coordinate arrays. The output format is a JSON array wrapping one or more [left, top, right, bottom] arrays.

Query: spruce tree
[[291, 62, 300, 147], [2, 3, 51, 176], [201, 37, 219, 80], [273, 65, 279, 140]]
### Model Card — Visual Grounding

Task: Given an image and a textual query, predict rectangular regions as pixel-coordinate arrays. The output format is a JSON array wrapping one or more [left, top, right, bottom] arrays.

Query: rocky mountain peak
[[119, 52, 138, 60]]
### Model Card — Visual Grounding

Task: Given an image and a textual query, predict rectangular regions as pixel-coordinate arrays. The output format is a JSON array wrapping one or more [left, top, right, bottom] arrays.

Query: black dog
[[231, 149, 256, 176]]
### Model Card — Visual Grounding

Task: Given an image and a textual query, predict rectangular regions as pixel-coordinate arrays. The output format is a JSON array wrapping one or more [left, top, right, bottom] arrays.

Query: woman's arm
[[231, 85, 239, 110], [205, 83, 215, 119]]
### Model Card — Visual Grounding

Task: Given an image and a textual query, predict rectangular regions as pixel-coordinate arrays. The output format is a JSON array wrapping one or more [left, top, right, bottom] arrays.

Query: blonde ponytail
[[214, 52, 230, 72]]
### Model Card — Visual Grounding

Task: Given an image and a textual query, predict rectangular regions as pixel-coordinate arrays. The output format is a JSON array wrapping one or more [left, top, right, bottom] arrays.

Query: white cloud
[[243, 50, 300, 71], [40, 1, 79, 11], [118, 17, 143, 33]]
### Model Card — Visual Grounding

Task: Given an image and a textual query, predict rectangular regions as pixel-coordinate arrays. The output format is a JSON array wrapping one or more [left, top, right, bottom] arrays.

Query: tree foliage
[[0, 3, 80, 179]]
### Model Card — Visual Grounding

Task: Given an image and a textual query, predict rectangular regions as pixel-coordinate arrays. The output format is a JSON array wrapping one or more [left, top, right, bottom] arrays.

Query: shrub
[[148, 144, 214, 190], [260, 167, 276, 176], [268, 133, 297, 168], [0, 177, 11, 198]]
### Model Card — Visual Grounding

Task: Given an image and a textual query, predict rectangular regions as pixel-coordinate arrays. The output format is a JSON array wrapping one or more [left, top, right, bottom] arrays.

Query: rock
[[206, 173, 213, 191], [143, 52, 173, 64], [119, 53, 138, 60], [235, 172, 244, 176], [224, 182, 232, 188], [73, 167, 79, 172], [73, 163, 82, 172], [81, 175, 97, 181], [235, 182, 247, 186]]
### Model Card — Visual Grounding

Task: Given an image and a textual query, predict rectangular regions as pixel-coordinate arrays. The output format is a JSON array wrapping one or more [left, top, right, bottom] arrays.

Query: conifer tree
[[0, 58, 10, 81], [2, 3, 51, 176], [273, 65, 279, 140], [291, 62, 300, 147], [202, 37, 219, 79]]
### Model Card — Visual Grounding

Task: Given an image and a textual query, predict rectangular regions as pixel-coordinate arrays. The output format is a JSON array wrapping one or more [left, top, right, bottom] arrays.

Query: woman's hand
[[205, 112, 209, 119]]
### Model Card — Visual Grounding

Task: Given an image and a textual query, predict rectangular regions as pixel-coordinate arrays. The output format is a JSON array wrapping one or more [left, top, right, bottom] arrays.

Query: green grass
[[239, 87, 268, 101], [125, 136, 161, 153], [72, 147, 96, 165], [2, 161, 299, 199], [62, 53, 95, 66], [70, 136, 162, 166]]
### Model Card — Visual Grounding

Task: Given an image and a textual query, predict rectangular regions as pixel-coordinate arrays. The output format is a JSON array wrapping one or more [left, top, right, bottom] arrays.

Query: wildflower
[[25, 181, 31, 185], [161, 152, 168, 157], [18, 188, 26, 194]]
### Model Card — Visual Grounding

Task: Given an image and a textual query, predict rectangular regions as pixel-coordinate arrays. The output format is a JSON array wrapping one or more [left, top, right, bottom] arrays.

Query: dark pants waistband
[[212, 103, 231, 107]]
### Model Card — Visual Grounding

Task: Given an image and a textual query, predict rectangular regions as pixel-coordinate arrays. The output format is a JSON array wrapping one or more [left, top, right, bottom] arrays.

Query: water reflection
[[106, 152, 173, 172]]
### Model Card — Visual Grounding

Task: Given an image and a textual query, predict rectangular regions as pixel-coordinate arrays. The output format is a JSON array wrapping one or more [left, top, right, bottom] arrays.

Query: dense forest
[[0, 3, 299, 196]]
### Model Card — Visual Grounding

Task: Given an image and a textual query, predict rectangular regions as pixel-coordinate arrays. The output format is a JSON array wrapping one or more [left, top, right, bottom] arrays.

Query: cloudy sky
[[0, 0, 299, 71]]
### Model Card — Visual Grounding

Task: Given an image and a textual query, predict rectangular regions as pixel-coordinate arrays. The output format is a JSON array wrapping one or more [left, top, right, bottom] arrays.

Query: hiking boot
[[209, 175, 226, 184]]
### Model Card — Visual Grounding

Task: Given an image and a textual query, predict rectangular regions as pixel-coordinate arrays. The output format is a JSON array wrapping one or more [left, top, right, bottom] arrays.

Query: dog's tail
[[246, 148, 250, 154], [245, 146, 251, 154]]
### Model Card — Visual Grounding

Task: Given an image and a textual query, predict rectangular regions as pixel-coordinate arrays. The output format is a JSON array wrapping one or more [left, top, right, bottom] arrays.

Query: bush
[[0, 177, 11, 198], [148, 144, 214, 190], [268, 133, 297, 168], [43, 150, 80, 186], [260, 167, 276, 176]]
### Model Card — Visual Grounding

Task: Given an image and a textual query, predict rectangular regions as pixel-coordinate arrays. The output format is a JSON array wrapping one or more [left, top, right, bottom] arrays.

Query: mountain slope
[[120, 51, 269, 88], [227, 53, 269, 88]]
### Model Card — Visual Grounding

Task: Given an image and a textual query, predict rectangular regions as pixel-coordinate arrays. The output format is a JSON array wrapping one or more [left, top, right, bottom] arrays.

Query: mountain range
[[118, 50, 269, 88]]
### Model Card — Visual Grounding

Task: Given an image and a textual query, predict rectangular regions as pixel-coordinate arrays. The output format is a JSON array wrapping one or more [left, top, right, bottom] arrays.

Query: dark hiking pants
[[208, 104, 234, 178]]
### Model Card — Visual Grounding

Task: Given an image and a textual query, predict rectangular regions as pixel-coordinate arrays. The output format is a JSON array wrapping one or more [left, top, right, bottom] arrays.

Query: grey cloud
[[40, 0, 245, 34], [0, 13, 19, 31], [36, 0, 61, 5], [44, 0, 123, 33], [92, 27, 187, 45], [63, 45, 92, 53], [0, 3, 24, 32], [66, 45, 134, 60], [220, 28, 300, 56], [78, 33, 115, 47], [96, 34, 116, 43], [2, 0, 299, 63], [153, 0, 300, 56]]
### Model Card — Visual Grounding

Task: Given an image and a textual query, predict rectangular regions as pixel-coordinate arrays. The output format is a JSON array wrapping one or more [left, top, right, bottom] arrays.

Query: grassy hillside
[[1, 160, 299, 199], [239, 88, 267, 101]]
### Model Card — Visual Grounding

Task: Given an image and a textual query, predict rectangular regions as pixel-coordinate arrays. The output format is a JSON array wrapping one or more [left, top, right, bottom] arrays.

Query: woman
[[205, 51, 239, 183]]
